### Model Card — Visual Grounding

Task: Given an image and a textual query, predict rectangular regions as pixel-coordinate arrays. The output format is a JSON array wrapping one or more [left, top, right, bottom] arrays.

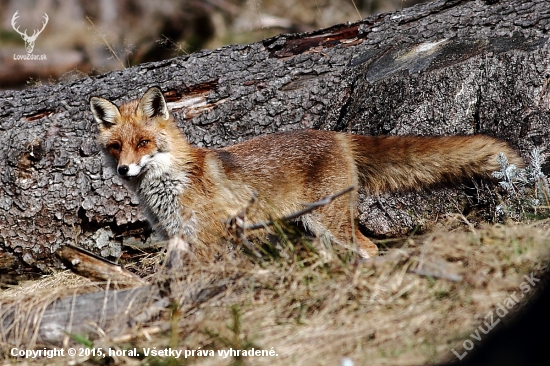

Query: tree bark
[[1, 0, 549, 274]]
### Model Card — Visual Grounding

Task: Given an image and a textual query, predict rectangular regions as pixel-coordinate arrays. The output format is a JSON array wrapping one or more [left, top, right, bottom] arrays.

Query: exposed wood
[[0, 285, 159, 346], [55, 245, 147, 286], [0, 271, 231, 346]]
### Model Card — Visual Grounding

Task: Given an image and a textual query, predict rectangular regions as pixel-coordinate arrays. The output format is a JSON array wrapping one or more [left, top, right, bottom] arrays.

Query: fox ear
[[139, 86, 169, 120], [90, 97, 121, 129]]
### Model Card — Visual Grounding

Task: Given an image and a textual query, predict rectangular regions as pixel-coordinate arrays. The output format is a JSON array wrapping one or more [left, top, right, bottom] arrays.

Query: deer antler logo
[[11, 11, 49, 54]]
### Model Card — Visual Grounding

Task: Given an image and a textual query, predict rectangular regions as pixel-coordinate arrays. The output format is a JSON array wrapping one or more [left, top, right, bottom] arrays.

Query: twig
[[349, 0, 363, 21], [225, 191, 263, 257], [245, 186, 355, 230], [86, 16, 126, 69], [412, 256, 463, 282], [225, 186, 355, 257], [56, 244, 146, 286], [413, 267, 463, 282]]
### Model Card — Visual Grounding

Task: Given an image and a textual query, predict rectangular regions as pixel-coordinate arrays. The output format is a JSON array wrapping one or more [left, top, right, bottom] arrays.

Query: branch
[[245, 186, 355, 230], [224, 186, 355, 257], [56, 245, 147, 286]]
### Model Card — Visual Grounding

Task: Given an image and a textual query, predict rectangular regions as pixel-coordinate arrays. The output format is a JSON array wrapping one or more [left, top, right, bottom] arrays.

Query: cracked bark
[[1, 0, 550, 275]]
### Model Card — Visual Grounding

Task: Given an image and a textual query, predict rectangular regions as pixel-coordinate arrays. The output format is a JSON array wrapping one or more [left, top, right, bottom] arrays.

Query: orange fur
[[90, 87, 524, 259]]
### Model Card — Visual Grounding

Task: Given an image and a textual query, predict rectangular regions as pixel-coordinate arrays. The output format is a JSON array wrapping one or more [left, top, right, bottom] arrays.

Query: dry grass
[[1, 272, 93, 300], [2, 220, 550, 365]]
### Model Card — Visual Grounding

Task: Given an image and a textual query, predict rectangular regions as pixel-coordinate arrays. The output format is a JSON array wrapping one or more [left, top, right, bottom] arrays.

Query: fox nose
[[117, 165, 129, 176]]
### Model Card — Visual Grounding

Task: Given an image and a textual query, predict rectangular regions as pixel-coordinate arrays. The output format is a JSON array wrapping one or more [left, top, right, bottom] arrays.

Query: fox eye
[[137, 139, 149, 148], [107, 142, 121, 152]]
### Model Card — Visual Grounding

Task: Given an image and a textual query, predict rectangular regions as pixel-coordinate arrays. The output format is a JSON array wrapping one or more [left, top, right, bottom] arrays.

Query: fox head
[[90, 86, 175, 180]]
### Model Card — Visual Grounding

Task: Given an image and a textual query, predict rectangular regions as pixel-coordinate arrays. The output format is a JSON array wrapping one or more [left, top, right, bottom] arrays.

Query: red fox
[[90, 86, 524, 259]]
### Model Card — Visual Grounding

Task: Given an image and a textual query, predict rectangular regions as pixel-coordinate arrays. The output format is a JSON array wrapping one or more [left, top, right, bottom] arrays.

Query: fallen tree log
[[1, 0, 549, 274], [0, 284, 160, 347]]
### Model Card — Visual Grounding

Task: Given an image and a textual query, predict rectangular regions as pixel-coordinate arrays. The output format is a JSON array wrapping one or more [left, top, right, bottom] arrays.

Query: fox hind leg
[[354, 227, 378, 258], [303, 198, 379, 259]]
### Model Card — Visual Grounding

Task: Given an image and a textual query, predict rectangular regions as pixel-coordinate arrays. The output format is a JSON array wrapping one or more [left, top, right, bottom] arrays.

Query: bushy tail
[[350, 135, 524, 194]]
